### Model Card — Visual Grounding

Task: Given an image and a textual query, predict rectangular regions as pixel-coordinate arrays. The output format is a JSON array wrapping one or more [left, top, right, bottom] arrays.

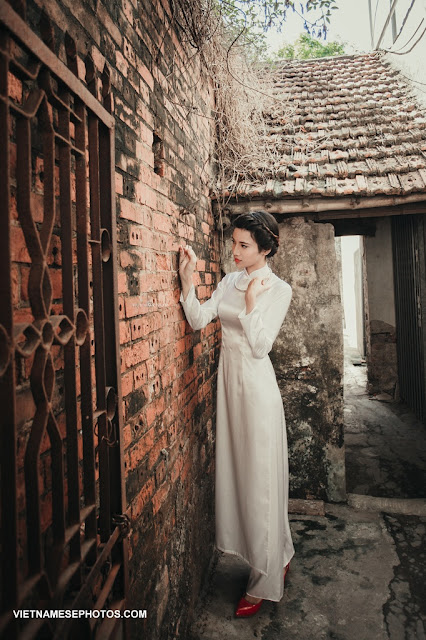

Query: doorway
[[337, 220, 426, 499]]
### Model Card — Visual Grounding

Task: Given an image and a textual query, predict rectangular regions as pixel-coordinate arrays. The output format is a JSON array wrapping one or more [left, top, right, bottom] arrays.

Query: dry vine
[[158, 0, 296, 233]]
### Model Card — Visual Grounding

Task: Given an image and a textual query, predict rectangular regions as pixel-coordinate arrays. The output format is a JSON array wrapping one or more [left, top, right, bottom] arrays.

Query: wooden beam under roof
[[215, 194, 426, 222]]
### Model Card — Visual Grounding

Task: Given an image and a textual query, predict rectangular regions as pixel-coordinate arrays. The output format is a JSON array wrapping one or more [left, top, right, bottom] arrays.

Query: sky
[[265, 0, 378, 55]]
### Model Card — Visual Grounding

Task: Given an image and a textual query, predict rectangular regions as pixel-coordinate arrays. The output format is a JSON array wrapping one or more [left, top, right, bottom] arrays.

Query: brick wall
[[12, 0, 221, 636]]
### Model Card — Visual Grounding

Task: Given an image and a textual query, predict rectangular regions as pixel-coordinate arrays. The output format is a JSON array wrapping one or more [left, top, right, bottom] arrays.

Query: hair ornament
[[250, 212, 280, 246]]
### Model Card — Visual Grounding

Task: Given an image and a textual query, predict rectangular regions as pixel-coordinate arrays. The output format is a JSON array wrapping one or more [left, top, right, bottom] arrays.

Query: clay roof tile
[[227, 52, 426, 202]]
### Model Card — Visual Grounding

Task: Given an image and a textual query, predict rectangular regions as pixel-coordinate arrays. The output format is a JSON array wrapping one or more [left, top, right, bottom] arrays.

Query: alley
[[344, 346, 426, 499]]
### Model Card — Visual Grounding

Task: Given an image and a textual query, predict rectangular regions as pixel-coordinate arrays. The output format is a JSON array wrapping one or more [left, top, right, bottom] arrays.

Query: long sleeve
[[179, 275, 229, 330], [238, 284, 292, 359]]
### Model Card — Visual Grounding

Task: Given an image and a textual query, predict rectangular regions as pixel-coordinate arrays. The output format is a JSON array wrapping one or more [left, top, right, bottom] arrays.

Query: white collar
[[234, 263, 272, 291]]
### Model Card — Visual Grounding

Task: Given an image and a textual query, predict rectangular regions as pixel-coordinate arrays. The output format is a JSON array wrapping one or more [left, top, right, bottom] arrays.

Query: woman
[[178, 211, 294, 617]]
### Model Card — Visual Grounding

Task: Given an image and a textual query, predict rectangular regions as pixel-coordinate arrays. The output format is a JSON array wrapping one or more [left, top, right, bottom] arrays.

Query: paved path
[[344, 346, 426, 499], [188, 346, 426, 639], [189, 505, 426, 640]]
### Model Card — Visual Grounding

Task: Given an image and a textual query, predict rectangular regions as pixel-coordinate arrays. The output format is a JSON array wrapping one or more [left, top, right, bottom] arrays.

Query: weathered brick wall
[[17, 0, 220, 637]]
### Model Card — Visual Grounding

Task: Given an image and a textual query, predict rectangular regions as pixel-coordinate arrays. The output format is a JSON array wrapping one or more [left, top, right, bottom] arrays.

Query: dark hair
[[232, 211, 280, 258]]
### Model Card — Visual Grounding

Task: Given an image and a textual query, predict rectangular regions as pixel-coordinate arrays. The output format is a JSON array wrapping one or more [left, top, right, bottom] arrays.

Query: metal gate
[[392, 214, 426, 422], [0, 2, 129, 638]]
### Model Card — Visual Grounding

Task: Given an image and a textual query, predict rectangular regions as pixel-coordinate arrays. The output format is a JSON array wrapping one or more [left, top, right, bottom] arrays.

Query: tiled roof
[[225, 52, 426, 203]]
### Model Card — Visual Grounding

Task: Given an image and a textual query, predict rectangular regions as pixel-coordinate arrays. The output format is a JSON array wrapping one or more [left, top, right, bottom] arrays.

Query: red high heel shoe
[[284, 562, 290, 582], [235, 595, 263, 617]]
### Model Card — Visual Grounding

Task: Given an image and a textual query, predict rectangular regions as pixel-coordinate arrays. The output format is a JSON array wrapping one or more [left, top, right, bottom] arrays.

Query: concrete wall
[[340, 236, 364, 356], [222, 217, 346, 502], [354, 244, 365, 357], [364, 218, 398, 396]]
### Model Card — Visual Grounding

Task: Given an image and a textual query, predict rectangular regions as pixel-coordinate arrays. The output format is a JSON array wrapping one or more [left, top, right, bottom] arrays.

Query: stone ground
[[187, 346, 426, 640], [344, 346, 426, 499]]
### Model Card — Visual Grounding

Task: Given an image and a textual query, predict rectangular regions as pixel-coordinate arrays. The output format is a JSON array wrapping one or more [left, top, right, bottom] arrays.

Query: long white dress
[[179, 262, 294, 601]]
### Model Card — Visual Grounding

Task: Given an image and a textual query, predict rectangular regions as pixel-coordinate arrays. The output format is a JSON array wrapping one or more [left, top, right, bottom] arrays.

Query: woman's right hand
[[179, 244, 197, 284]]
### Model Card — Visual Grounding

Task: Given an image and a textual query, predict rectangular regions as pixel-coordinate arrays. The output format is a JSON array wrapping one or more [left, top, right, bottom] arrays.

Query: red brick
[[170, 452, 184, 484], [117, 270, 127, 294], [148, 374, 161, 401], [125, 295, 147, 318], [121, 341, 150, 370], [120, 199, 151, 225], [148, 333, 160, 354], [133, 363, 147, 388], [148, 431, 168, 469], [154, 458, 166, 487], [158, 326, 174, 349], [121, 371, 133, 397], [156, 253, 171, 271], [152, 212, 172, 234], [135, 184, 157, 210], [119, 320, 131, 345], [174, 336, 190, 358], [50, 269, 62, 300], [120, 249, 145, 269], [152, 482, 170, 515], [146, 354, 160, 378], [129, 427, 155, 467], [8, 71, 22, 102], [160, 363, 176, 389], [139, 62, 154, 90], [11, 225, 30, 263], [136, 141, 154, 167], [197, 285, 207, 300], [118, 297, 126, 319], [47, 234, 62, 267], [139, 273, 159, 293], [115, 172, 123, 195], [145, 403, 157, 427], [159, 344, 174, 369], [116, 49, 129, 77], [123, 423, 133, 449], [131, 477, 155, 520], [11, 265, 19, 306], [128, 225, 145, 246]]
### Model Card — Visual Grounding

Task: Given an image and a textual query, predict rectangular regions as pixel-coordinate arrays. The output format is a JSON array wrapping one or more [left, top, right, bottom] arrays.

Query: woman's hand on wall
[[179, 244, 197, 300]]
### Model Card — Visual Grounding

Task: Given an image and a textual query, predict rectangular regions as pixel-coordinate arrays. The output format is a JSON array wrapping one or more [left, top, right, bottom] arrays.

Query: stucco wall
[[364, 218, 398, 396]]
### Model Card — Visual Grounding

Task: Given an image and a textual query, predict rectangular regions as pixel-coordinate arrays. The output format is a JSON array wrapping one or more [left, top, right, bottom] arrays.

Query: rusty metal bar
[[1, 4, 128, 636], [94, 598, 126, 639], [88, 109, 111, 542], [99, 116, 129, 594], [75, 94, 97, 553], [40, 89, 66, 555], [15, 103, 45, 576], [58, 83, 81, 570], [53, 526, 121, 639], [0, 3, 114, 127], [392, 215, 425, 420], [0, 30, 19, 636]]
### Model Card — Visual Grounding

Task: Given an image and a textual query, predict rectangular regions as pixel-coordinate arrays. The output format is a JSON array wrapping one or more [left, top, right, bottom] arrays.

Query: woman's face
[[231, 227, 270, 274]]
